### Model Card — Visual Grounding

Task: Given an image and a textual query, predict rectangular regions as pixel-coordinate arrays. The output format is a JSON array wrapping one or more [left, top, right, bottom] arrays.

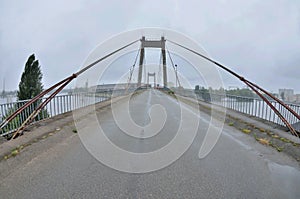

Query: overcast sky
[[1, 0, 299, 93]]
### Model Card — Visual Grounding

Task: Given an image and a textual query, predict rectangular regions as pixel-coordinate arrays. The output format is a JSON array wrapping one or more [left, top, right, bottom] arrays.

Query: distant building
[[93, 83, 138, 92], [294, 94, 300, 104], [279, 89, 294, 102]]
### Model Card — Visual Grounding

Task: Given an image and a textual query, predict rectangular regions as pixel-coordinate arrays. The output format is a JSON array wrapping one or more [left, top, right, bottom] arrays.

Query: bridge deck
[[0, 90, 299, 198]]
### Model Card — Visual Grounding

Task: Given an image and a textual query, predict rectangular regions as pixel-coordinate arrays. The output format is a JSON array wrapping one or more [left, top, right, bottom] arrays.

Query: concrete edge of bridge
[[0, 93, 137, 162]]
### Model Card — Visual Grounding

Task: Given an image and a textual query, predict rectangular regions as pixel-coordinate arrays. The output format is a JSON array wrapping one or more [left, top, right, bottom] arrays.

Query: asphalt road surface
[[0, 89, 300, 198]]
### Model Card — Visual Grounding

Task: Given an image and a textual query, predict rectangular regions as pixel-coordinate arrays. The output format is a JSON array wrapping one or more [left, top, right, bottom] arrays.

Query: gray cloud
[[0, 0, 299, 93]]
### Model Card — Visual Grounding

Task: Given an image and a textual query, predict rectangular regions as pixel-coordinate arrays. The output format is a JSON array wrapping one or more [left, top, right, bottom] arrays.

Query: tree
[[17, 54, 48, 123], [17, 54, 43, 100], [0, 54, 48, 139]]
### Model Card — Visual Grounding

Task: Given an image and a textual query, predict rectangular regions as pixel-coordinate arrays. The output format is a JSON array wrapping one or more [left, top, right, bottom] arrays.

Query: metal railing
[[0, 89, 128, 136], [173, 88, 300, 128], [212, 94, 300, 126]]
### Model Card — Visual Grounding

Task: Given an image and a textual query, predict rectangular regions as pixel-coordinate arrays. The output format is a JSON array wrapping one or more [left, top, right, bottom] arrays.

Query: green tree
[[17, 54, 43, 100], [0, 54, 49, 138], [17, 54, 48, 122]]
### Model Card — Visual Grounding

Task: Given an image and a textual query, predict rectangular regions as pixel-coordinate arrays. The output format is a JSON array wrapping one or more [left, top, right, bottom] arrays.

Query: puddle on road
[[268, 162, 300, 198]]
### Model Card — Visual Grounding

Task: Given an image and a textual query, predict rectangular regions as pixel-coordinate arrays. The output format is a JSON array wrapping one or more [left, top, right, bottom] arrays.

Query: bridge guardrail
[[0, 89, 129, 136], [173, 89, 300, 128]]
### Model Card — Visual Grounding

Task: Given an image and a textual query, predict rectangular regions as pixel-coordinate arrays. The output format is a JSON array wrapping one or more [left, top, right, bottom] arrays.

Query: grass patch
[[11, 149, 19, 156], [242, 129, 251, 134], [275, 146, 284, 152], [228, 122, 234, 126], [258, 138, 270, 145], [269, 143, 284, 152], [293, 143, 299, 147], [280, 137, 290, 143], [259, 128, 266, 132]]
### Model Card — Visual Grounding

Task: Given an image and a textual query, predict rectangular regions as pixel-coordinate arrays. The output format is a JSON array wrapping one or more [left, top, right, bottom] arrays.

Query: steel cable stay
[[158, 51, 162, 86], [2, 37, 299, 138], [1, 39, 139, 138], [143, 51, 146, 86], [126, 47, 141, 91], [167, 39, 300, 136], [0, 75, 74, 130], [244, 81, 298, 137], [75, 40, 139, 77], [11, 78, 73, 139], [166, 47, 182, 88], [244, 79, 300, 121]]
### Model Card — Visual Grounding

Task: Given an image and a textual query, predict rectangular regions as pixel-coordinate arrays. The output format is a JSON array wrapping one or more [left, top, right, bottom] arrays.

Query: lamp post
[[175, 64, 178, 88]]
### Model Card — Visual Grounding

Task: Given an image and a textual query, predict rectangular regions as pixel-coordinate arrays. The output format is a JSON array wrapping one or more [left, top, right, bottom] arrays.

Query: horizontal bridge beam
[[141, 36, 165, 49]]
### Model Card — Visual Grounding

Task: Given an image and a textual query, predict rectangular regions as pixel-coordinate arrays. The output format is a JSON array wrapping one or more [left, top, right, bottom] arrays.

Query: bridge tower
[[147, 72, 156, 88], [137, 36, 167, 88]]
